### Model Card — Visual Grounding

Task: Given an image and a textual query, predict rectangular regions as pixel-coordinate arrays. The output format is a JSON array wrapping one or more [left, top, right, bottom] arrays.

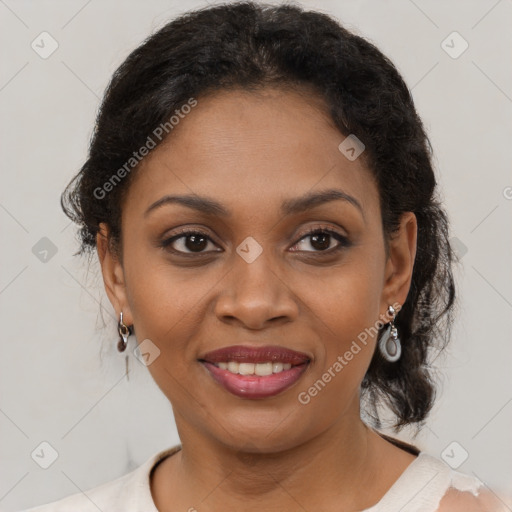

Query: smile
[[199, 345, 310, 399]]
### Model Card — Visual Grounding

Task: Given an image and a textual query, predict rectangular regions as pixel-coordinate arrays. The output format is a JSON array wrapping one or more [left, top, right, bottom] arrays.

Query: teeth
[[273, 362, 283, 373], [239, 363, 255, 375], [255, 362, 273, 376], [214, 361, 294, 375]]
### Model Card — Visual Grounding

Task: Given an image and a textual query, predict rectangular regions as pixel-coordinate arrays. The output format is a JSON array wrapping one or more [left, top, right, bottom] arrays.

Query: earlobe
[[96, 223, 132, 323], [382, 212, 418, 308]]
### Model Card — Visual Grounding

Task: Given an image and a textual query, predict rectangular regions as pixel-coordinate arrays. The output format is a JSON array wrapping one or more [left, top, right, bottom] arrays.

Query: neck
[[157, 412, 388, 512]]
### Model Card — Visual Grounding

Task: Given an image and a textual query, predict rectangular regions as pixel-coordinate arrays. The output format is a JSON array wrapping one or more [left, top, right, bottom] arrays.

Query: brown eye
[[290, 228, 350, 253], [160, 230, 219, 254]]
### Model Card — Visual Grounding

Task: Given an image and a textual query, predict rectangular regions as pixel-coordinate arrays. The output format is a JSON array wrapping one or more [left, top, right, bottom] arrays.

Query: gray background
[[1, 0, 511, 510]]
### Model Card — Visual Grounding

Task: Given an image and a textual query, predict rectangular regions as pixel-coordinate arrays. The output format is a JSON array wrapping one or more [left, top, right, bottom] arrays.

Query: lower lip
[[201, 362, 309, 399]]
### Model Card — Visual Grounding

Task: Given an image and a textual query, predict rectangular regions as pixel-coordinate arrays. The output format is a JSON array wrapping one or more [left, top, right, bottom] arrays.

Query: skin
[[97, 86, 418, 511]]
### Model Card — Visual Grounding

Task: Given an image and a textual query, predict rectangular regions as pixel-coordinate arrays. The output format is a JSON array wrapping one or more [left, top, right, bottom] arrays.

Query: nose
[[213, 248, 299, 330]]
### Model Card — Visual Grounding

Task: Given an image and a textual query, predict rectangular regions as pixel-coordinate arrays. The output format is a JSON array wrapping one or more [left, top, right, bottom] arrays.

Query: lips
[[200, 345, 310, 365], [199, 345, 310, 399]]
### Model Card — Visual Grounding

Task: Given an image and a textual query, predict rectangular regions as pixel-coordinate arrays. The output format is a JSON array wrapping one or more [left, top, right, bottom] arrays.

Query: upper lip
[[199, 345, 310, 365]]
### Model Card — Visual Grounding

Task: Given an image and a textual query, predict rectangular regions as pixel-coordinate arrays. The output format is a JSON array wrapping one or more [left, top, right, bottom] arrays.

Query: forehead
[[124, 87, 379, 222]]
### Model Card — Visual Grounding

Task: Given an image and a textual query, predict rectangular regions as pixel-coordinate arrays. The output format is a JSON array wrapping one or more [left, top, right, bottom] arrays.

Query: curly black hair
[[61, 1, 456, 433]]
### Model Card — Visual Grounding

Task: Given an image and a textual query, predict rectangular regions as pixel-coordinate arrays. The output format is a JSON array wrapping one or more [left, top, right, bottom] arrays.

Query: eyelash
[[159, 226, 351, 256]]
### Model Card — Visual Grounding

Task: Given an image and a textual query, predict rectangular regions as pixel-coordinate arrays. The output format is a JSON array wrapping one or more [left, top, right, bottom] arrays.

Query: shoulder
[[23, 468, 135, 512], [23, 480, 123, 511], [22, 446, 180, 512], [436, 487, 510, 512], [376, 450, 509, 512]]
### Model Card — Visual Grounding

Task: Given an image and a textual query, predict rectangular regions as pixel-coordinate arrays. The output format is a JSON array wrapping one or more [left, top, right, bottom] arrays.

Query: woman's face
[[98, 87, 416, 452]]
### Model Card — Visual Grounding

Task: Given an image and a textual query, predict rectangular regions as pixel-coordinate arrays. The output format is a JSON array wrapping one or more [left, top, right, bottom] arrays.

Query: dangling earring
[[379, 305, 401, 362], [117, 311, 132, 352]]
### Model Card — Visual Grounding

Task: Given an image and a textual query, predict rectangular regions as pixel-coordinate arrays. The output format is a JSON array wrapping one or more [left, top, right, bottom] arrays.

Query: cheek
[[308, 248, 384, 342], [296, 288, 381, 419], [122, 256, 210, 405], [296, 246, 385, 397], [122, 245, 222, 365]]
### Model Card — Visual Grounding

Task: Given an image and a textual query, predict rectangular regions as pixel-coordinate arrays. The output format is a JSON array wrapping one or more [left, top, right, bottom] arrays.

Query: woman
[[25, 2, 505, 511]]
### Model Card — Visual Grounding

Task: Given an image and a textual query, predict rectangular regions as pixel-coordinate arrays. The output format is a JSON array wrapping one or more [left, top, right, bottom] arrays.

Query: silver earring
[[379, 305, 401, 362], [117, 311, 131, 352]]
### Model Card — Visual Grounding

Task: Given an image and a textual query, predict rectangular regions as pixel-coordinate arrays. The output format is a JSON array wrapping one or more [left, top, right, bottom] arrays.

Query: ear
[[381, 212, 417, 315], [96, 222, 133, 325]]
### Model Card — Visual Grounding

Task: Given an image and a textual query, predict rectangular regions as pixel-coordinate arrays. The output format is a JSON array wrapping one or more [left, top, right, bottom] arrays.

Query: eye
[[290, 227, 350, 253], [159, 226, 351, 256], [159, 228, 220, 255]]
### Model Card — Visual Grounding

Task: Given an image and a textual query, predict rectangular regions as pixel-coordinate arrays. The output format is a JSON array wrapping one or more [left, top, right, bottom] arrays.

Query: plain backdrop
[[1, 0, 511, 510]]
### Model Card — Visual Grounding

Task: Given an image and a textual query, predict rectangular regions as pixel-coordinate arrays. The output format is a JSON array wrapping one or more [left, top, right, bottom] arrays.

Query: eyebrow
[[144, 188, 364, 219]]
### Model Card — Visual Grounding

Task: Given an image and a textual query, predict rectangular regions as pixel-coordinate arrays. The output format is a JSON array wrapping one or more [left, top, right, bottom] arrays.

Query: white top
[[23, 445, 507, 512]]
